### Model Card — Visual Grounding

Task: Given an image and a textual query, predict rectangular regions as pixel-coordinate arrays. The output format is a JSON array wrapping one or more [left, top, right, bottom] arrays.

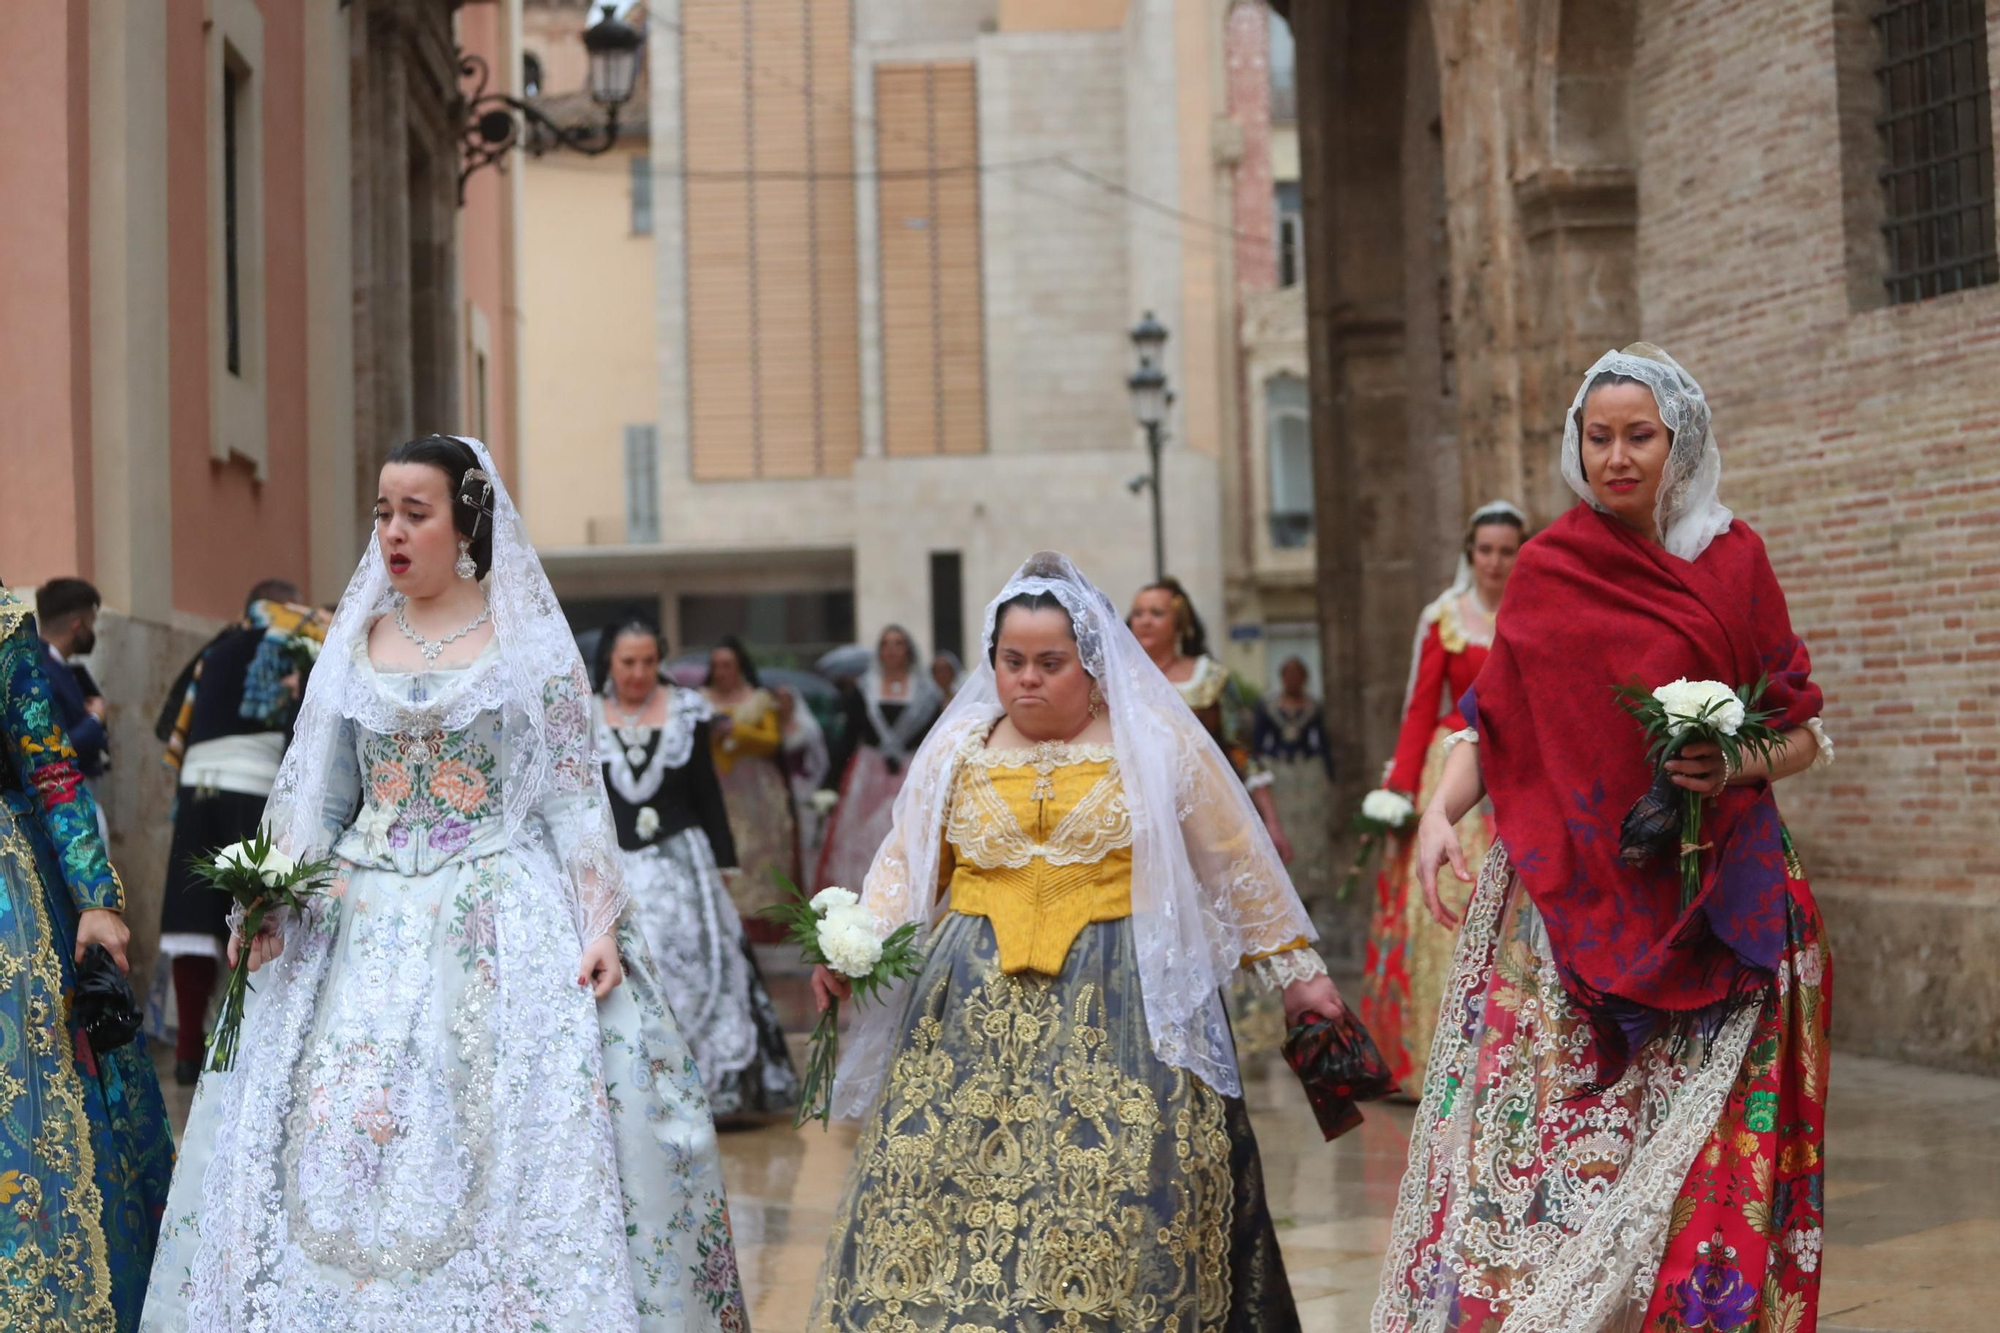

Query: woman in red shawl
[[1360, 499, 1524, 1098], [1373, 345, 1836, 1333]]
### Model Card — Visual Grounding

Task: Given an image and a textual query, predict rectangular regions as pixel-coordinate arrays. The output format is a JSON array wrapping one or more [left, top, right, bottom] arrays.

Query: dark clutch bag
[[73, 943, 143, 1054], [1282, 1008, 1398, 1142]]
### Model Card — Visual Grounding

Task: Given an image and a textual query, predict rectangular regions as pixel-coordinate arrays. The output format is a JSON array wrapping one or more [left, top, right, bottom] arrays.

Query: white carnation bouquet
[[1614, 675, 1785, 907], [762, 874, 925, 1127], [187, 825, 339, 1072], [1342, 788, 1417, 899]]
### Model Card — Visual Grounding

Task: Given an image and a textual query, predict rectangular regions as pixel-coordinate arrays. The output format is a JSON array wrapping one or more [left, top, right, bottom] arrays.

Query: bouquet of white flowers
[[762, 874, 924, 1127], [808, 788, 840, 817], [1342, 788, 1417, 899], [1614, 675, 1786, 908], [188, 825, 339, 1072]]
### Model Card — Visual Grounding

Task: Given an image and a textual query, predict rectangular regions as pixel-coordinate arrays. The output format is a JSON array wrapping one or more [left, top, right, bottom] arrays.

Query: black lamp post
[[1126, 311, 1171, 581], [457, 4, 644, 203]]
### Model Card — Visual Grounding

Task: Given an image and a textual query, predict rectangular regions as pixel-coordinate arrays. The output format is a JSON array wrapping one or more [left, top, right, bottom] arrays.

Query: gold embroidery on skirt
[[814, 949, 1236, 1332]]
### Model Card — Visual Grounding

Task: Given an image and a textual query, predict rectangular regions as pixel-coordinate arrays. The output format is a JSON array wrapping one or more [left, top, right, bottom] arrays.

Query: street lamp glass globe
[[1127, 361, 1168, 428], [584, 6, 644, 107], [1128, 310, 1169, 363]]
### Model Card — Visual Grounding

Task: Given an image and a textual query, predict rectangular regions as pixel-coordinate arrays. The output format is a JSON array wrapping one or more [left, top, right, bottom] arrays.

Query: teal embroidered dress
[[0, 590, 174, 1331]]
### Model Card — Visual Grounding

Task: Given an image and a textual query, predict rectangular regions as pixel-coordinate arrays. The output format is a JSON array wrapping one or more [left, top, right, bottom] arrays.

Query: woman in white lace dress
[[142, 437, 748, 1333]]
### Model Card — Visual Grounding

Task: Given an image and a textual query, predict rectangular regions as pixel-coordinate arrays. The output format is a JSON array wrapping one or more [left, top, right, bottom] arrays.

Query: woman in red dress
[[1360, 500, 1524, 1096], [1374, 344, 1835, 1333]]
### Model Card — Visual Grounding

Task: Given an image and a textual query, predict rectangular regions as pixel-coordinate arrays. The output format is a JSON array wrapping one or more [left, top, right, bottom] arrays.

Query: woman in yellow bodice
[[808, 553, 1343, 1333]]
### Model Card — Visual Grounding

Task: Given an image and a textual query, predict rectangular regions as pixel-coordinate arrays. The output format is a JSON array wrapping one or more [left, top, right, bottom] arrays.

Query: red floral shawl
[[1466, 506, 1822, 1081]]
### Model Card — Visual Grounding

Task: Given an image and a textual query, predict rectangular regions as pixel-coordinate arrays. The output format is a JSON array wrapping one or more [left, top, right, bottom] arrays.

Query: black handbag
[[73, 943, 144, 1054]]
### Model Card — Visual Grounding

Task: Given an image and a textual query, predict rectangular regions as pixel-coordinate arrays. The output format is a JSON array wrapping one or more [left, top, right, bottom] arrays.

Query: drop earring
[[1089, 686, 1105, 720], [455, 538, 478, 581]]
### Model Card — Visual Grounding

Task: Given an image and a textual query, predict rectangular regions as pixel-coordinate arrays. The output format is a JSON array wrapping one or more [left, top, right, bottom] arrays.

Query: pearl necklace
[[607, 688, 659, 767], [394, 593, 491, 664]]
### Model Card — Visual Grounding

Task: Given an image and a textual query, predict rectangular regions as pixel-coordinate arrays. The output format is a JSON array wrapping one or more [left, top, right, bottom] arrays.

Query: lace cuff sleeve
[[1441, 726, 1478, 757], [541, 665, 630, 942], [1804, 717, 1835, 770], [1249, 946, 1328, 992]]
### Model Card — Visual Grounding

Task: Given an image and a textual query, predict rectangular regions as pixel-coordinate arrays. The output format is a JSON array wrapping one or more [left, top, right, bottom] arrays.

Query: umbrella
[[815, 643, 873, 680]]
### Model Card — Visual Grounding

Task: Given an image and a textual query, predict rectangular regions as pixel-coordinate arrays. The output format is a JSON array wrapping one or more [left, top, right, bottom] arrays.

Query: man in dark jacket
[[34, 578, 109, 780], [153, 578, 325, 1083]]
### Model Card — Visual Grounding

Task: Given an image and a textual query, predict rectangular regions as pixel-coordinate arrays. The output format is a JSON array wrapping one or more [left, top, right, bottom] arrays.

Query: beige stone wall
[[976, 32, 1132, 459], [519, 146, 658, 548]]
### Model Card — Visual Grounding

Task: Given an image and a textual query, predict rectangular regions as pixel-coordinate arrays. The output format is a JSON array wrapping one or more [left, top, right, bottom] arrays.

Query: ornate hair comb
[[459, 467, 497, 536]]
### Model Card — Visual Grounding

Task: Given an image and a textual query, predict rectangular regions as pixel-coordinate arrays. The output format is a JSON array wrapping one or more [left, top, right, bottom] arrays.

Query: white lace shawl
[[593, 685, 712, 807], [262, 435, 628, 943], [1561, 348, 1734, 563], [830, 552, 1316, 1116]]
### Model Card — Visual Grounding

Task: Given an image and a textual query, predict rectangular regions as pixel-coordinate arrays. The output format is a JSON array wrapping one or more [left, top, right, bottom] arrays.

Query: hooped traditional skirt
[[1359, 720, 1495, 1098], [1373, 839, 1830, 1333], [810, 911, 1299, 1333]]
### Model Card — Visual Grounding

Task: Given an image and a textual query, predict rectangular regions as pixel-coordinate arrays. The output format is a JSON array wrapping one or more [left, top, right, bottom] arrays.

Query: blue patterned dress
[[0, 590, 175, 1331]]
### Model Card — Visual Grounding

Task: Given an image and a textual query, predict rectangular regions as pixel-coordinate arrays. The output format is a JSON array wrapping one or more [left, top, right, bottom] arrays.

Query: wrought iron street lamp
[[457, 4, 643, 203], [1126, 312, 1172, 581]]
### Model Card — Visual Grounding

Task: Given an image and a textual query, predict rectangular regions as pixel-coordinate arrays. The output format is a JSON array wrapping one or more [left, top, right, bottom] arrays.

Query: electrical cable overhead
[[634, 2, 1263, 248]]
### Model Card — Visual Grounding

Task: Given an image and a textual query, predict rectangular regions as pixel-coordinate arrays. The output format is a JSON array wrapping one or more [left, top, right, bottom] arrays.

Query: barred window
[[1873, 0, 1997, 303]]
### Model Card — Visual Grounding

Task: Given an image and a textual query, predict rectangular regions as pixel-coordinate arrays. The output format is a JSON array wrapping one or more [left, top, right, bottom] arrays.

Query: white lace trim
[[593, 686, 709, 806], [1250, 946, 1326, 992], [1441, 726, 1478, 756], [1372, 844, 1760, 1333], [1804, 716, 1835, 770]]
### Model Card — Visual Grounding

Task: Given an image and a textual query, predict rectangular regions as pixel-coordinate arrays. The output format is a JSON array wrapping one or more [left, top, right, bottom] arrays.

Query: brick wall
[[1632, 0, 2000, 1071], [1293, 0, 2000, 1072]]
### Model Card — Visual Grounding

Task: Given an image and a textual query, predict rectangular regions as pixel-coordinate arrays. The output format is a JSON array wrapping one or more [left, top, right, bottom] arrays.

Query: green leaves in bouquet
[[1612, 676, 1792, 911], [760, 870, 926, 1129], [189, 824, 341, 1073], [1612, 674, 1787, 776], [1339, 800, 1413, 901]]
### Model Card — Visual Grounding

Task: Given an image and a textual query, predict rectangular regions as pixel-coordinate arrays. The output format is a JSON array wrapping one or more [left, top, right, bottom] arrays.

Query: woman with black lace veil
[[142, 437, 747, 1332], [807, 553, 1344, 1333], [593, 617, 798, 1119]]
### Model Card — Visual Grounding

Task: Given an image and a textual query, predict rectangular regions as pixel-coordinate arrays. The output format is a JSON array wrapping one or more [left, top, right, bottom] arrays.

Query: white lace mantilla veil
[[264, 434, 627, 940], [1561, 345, 1734, 563], [1397, 497, 1527, 719], [830, 552, 1317, 1116]]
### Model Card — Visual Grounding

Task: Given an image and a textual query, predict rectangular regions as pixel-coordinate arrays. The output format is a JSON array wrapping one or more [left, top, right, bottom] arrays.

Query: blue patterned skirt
[[0, 791, 175, 1333]]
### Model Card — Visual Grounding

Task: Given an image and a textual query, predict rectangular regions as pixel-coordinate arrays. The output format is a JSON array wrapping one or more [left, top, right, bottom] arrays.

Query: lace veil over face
[[1561, 344, 1734, 563], [263, 435, 627, 941], [831, 552, 1315, 1115]]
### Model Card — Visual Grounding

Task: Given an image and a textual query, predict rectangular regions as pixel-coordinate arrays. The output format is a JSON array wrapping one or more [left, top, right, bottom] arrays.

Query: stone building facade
[[0, 0, 522, 993], [528, 0, 1244, 671], [1281, 0, 2000, 1072]]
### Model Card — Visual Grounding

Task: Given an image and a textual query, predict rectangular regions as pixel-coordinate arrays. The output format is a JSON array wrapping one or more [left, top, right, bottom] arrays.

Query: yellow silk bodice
[[943, 744, 1133, 976]]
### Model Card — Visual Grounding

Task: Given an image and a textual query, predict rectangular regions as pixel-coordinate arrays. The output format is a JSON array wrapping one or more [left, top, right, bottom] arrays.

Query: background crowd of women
[[1, 337, 1834, 1333]]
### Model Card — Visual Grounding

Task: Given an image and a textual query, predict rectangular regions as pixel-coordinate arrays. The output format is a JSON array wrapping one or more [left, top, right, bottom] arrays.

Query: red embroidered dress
[[1361, 590, 1496, 1096]]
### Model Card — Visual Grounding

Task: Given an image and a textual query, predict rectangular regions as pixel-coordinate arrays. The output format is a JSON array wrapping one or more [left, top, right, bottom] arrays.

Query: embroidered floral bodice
[[344, 708, 506, 868]]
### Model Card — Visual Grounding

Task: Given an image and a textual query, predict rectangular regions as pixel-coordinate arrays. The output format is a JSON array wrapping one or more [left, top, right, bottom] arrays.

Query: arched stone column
[[1290, 0, 1414, 788], [1512, 0, 1640, 520], [1402, 5, 1462, 601]]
